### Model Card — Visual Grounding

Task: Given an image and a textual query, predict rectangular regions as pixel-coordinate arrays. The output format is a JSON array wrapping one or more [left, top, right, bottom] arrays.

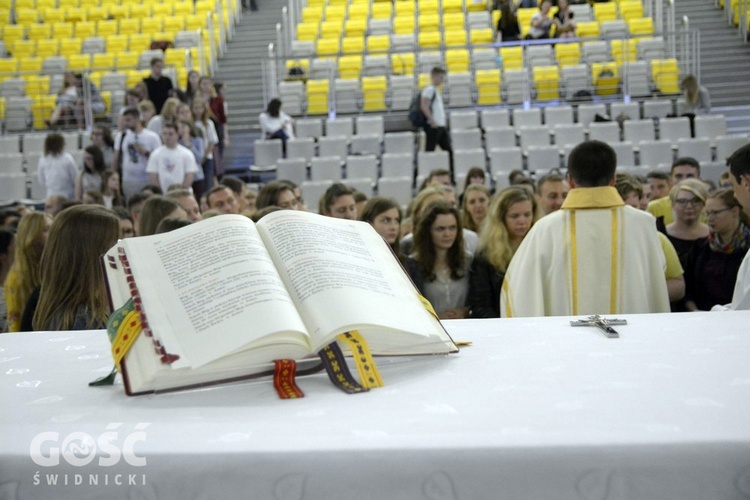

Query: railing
[[740, 0, 749, 42]]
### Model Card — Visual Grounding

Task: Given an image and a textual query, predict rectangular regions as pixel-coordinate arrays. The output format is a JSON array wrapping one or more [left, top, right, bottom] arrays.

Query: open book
[[103, 211, 457, 395]]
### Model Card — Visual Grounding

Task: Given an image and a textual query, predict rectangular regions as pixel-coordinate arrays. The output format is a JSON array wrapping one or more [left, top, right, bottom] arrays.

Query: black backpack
[[408, 91, 436, 129]]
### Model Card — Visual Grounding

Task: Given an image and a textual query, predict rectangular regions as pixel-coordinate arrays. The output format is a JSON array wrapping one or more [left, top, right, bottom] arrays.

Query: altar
[[1, 311, 749, 499]]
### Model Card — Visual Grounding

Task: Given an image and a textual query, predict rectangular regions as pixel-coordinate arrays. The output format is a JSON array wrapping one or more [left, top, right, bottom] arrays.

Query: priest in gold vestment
[[501, 141, 671, 317]]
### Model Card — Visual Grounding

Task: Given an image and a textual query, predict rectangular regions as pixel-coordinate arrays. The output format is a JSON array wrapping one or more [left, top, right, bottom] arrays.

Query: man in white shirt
[[115, 107, 162, 200], [420, 66, 453, 177], [147, 123, 199, 194], [501, 140, 670, 317], [714, 143, 750, 311]]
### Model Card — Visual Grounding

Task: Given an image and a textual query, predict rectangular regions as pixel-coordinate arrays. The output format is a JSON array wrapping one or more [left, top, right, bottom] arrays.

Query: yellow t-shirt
[[647, 196, 673, 225], [3, 268, 23, 332], [658, 232, 683, 279]]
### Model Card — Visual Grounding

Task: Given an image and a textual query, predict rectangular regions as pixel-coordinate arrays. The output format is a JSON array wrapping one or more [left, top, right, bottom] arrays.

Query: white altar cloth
[[1, 311, 750, 499]]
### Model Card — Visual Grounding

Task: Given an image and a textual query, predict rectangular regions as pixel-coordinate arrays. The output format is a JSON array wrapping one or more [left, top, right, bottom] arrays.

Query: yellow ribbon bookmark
[[417, 294, 439, 321], [337, 331, 384, 389], [106, 298, 142, 370]]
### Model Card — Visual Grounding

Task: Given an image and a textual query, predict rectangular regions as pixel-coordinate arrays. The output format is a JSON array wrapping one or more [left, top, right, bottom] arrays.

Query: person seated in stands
[[256, 181, 300, 211], [320, 183, 358, 220], [31, 206, 119, 331], [461, 184, 490, 233], [206, 185, 240, 215], [47, 72, 105, 129], [496, 0, 521, 42], [681, 75, 711, 116], [138, 196, 188, 237], [360, 197, 406, 265], [525, 0, 554, 40], [37, 133, 78, 201], [259, 98, 295, 155], [553, 0, 576, 38], [684, 189, 749, 311], [468, 187, 540, 318], [407, 201, 472, 319]]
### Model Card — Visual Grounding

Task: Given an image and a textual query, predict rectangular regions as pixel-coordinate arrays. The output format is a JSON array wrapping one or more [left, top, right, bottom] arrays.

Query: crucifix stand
[[570, 315, 627, 338]]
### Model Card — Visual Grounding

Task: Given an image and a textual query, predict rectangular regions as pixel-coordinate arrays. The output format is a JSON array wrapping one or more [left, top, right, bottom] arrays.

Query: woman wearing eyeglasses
[[664, 179, 709, 268], [683, 188, 750, 311]]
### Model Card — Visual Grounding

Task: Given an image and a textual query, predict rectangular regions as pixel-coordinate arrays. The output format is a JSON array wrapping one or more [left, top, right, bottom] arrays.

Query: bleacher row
[[250, 109, 748, 211], [0, 130, 90, 203], [0, 0, 238, 130], [278, 0, 680, 115]]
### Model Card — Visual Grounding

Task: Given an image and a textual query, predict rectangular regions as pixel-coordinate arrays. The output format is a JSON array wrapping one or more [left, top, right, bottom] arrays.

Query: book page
[[257, 211, 445, 351], [122, 215, 310, 368]]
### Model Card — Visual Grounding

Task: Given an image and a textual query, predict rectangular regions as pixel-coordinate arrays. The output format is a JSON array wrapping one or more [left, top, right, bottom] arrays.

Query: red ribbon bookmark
[[273, 360, 305, 399]]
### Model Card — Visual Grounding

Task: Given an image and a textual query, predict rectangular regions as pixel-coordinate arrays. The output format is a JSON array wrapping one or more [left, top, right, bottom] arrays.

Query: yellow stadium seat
[[324, 5, 346, 21], [116, 51, 139, 69], [610, 39, 638, 65], [418, 31, 441, 49], [141, 18, 164, 34], [445, 48, 470, 73], [628, 17, 654, 35], [594, 2, 617, 23], [348, 3, 369, 19], [130, 3, 150, 18], [367, 34, 390, 53], [36, 39, 60, 58], [516, 7, 537, 28], [59, 38, 82, 56], [475, 69, 501, 104], [10, 0, 28, 7], [295, 23, 319, 42], [27, 24, 52, 41], [32, 95, 57, 129], [533, 65, 560, 101], [15, 8, 39, 25], [651, 58, 680, 94], [555, 42, 580, 67], [418, 73, 431, 89], [164, 47, 187, 68], [0, 8, 9, 22], [591, 62, 619, 95], [12, 40, 36, 58], [306, 79, 329, 114], [172, 3, 192, 17], [0, 58, 18, 76], [319, 21, 343, 39], [24, 75, 50, 95], [67, 53, 91, 71], [492, 9, 500, 28], [470, 28, 494, 45], [106, 35, 129, 52], [129, 34, 152, 53], [302, 5, 323, 23], [619, 1, 644, 21], [119, 18, 141, 35], [361, 75, 386, 111], [151, 4, 172, 17], [341, 36, 365, 54], [85, 5, 109, 21], [52, 22, 75, 39], [393, 16, 415, 34], [466, 0, 487, 12], [108, 4, 129, 19], [370, 2, 391, 19], [286, 59, 310, 79], [58, 0, 80, 8], [418, 14, 440, 31], [74, 21, 97, 38], [65, 7, 87, 22], [501, 46, 523, 70], [443, 0, 462, 13], [419, 0, 438, 13], [163, 16, 186, 33], [98, 20, 119, 36], [444, 29, 468, 47], [185, 14, 206, 31], [79, 0, 98, 8], [2, 26, 25, 47], [126, 69, 149, 87], [391, 52, 414, 75], [19, 56, 43, 73], [316, 38, 340, 57], [394, 0, 414, 17], [92, 52, 116, 70], [443, 13, 465, 31], [338, 55, 362, 79], [575, 21, 600, 38], [345, 19, 367, 37]]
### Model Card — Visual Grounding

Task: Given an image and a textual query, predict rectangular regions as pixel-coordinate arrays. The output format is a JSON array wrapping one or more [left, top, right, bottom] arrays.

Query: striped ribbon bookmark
[[273, 360, 305, 399], [318, 341, 369, 394]]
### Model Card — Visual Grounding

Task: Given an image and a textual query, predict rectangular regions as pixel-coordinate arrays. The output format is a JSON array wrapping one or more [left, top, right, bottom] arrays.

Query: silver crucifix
[[570, 315, 627, 338]]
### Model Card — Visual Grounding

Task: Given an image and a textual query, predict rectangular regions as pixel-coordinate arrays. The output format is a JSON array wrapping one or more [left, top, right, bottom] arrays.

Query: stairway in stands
[[672, 0, 750, 134], [213, 0, 287, 173]]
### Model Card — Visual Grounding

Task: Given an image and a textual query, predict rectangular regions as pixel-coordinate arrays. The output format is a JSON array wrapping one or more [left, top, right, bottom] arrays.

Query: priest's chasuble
[[501, 186, 671, 317]]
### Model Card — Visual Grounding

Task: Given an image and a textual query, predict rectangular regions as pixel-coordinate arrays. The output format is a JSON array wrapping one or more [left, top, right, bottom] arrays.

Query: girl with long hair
[[32, 206, 120, 331], [76, 145, 107, 201], [461, 184, 490, 233], [0, 229, 15, 332], [101, 169, 124, 209], [360, 197, 405, 264], [138, 196, 188, 237], [408, 201, 471, 319], [191, 98, 219, 192], [4, 212, 52, 332], [467, 187, 540, 318]]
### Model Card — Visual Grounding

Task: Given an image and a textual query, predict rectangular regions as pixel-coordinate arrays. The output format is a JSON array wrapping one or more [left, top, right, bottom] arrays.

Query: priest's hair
[[567, 140, 616, 187]]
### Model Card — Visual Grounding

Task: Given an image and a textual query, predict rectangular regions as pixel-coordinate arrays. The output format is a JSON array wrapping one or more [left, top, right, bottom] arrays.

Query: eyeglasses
[[705, 208, 731, 218], [674, 197, 702, 207]]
